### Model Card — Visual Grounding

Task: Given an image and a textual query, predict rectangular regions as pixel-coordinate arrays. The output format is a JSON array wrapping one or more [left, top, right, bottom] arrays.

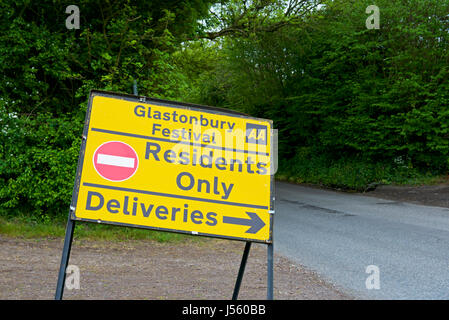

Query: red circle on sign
[[93, 141, 139, 182]]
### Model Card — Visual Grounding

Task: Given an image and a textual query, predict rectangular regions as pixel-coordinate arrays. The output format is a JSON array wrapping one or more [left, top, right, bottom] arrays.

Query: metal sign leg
[[55, 218, 76, 300], [133, 79, 138, 96], [232, 241, 252, 300], [267, 242, 274, 300]]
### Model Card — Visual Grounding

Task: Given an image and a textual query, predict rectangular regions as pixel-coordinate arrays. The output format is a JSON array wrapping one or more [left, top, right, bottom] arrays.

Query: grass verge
[[0, 214, 199, 243]]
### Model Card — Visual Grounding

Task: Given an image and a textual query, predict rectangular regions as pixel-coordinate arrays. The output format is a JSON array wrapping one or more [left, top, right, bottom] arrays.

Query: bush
[[276, 148, 438, 191], [0, 108, 83, 217]]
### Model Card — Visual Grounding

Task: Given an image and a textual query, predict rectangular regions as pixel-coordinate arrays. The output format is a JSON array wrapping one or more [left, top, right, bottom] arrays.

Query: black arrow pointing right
[[222, 212, 265, 234]]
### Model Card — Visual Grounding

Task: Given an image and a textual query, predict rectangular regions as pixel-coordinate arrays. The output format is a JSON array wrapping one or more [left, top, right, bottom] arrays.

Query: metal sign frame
[[55, 89, 275, 300]]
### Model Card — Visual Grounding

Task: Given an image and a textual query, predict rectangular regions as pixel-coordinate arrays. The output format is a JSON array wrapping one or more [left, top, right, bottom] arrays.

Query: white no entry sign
[[93, 141, 139, 182]]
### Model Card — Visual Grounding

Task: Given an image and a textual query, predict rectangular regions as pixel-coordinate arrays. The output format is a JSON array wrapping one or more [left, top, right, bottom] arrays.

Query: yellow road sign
[[71, 90, 274, 243]]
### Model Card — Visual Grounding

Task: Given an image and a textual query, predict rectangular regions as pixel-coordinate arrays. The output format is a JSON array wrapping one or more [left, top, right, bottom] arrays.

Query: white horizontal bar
[[97, 154, 135, 168]]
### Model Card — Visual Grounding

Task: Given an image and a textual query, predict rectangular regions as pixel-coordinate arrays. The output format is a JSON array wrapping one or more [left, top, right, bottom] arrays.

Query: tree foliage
[[2, 0, 449, 216], [186, 0, 449, 186], [0, 0, 216, 216]]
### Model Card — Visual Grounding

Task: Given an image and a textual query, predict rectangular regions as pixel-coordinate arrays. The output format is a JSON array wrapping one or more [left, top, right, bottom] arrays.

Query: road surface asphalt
[[274, 181, 449, 299]]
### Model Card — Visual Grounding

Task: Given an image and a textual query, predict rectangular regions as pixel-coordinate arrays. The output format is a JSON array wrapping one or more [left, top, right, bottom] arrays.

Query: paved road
[[274, 181, 449, 299]]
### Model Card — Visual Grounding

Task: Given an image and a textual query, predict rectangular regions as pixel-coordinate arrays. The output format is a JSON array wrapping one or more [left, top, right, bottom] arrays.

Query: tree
[[0, 0, 218, 216], [191, 0, 322, 40], [188, 0, 449, 187]]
